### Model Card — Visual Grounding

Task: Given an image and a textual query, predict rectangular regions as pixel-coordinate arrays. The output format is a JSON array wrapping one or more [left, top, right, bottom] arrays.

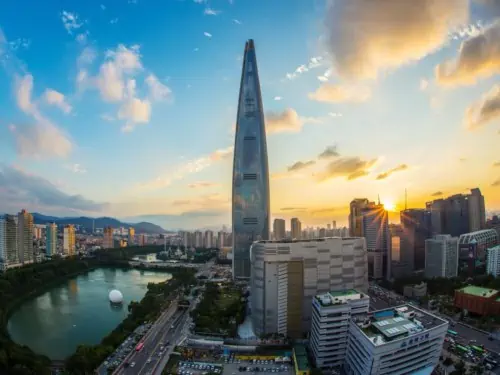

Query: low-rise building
[[403, 282, 427, 299], [344, 305, 448, 375], [309, 290, 369, 370], [454, 285, 500, 316]]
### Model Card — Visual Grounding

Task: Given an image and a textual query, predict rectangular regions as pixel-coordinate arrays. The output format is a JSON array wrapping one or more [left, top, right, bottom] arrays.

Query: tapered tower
[[232, 39, 270, 279]]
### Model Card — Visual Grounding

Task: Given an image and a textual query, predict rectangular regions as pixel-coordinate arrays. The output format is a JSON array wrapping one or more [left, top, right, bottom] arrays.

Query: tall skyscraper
[[63, 224, 76, 256], [424, 235, 459, 278], [400, 208, 432, 272], [103, 226, 114, 249], [204, 230, 214, 248], [232, 39, 270, 279], [291, 218, 302, 240], [273, 218, 285, 240], [128, 227, 135, 245], [17, 209, 34, 264], [46, 222, 57, 257], [0, 215, 19, 271], [349, 198, 370, 237]]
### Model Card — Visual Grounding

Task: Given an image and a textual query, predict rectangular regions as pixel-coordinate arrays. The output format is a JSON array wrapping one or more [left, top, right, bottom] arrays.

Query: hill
[[32, 213, 166, 234]]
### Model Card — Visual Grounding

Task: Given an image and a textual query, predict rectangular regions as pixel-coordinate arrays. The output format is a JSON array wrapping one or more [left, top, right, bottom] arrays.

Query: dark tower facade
[[232, 40, 270, 279]]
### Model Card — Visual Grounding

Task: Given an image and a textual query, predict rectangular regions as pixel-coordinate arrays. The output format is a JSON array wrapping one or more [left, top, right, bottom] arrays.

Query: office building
[[468, 188, 486, 231], [362, 202, 391, 280], [400, 209, 432, 272], [128, 227, 135, 245], [0, 215, 19, 271], [332, 220, 337, 229], [291, 218, 302, 240], [103, 226, 114, 249], [217, 231, 227, 248], [458, 229, 498, 261], [273, 218, 286, 240], [486, 215, 500, 239], [424, 235, 459, 278], [344, 305, 448, 375], [46, 223, 57, 257], [194, 231, 203, 248], [232, 39, 270, 279], [349, 198, 370, 237], [63, 224, 76, 256], [204, 230, 214, 248], [250, 237, 368, 338], [310, 290, 369, 370], [17, 209, 34, 264], [487, 245, 500, 277]]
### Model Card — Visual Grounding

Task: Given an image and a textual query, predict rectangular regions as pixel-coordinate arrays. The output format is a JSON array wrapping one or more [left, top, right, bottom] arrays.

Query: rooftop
[[315, 289, 367, 307], [353, 304, 447, 347], [457, 285, 498, 298], [255, 237, 360, 244]]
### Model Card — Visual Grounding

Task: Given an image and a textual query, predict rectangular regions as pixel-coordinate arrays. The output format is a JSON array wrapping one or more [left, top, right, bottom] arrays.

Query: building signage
[[400, 333, 430, 348]]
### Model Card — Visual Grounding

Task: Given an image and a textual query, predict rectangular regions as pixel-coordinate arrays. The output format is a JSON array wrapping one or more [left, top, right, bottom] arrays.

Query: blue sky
[[0, 0, 499, 230]]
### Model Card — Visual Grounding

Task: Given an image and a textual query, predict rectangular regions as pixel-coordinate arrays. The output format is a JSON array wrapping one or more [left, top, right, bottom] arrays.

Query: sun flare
[[382, 200, 396, 212]]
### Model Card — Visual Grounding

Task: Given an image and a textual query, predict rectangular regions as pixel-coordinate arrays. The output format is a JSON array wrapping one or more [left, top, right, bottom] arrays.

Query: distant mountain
[[32, 213, 166, 234]]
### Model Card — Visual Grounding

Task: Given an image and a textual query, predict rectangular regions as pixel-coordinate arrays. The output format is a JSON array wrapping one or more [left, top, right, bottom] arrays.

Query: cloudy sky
[[1, 0, 500, 230]]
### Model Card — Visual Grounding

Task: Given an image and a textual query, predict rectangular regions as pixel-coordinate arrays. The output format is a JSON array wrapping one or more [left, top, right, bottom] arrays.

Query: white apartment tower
[[310, 290, 370, 370], [487, 245, 500, 277], [250, 237, 368, 338], [0, 215, 19, 271], [17, 209, 34, 264], [194, 231, 203, 248], [344, 305, 448, 375], [424, 235, 459, 278], [204, 230, 214, 248]]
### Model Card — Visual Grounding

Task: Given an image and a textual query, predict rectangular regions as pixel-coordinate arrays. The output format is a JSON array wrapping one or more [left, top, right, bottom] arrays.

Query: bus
[[135, 342, 145, 352], [456, 345, 468, 353], [471, 345, 484, 354], [447, 330, 458, 336]]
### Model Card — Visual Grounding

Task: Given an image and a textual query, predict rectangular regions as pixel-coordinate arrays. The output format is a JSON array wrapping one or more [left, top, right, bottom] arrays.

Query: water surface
[[7, 268, 171, 359]]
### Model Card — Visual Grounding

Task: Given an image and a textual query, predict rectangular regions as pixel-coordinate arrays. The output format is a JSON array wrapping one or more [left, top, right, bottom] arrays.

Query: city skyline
[[1, 1, 500, 230]]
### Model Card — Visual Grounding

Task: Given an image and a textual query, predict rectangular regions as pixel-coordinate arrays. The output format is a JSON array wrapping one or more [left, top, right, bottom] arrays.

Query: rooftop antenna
[[405, 189, 408, 211], [378, 194, 381, 205]]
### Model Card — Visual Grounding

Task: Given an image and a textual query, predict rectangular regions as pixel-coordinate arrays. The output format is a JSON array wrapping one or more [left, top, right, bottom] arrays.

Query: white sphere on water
[[109, 289, 124, 304]]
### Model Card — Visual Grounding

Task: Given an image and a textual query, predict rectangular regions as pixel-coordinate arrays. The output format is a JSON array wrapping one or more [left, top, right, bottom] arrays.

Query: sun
[[382, 200, 397, 212]]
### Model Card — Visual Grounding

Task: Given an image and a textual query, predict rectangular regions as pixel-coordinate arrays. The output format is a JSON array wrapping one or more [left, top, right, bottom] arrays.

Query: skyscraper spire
[[232, 39, 270, 279]]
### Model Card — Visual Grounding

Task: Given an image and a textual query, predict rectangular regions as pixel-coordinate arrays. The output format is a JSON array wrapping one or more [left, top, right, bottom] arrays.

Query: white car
[[130, 362, 136, 368], [147, 358, 152, 364]]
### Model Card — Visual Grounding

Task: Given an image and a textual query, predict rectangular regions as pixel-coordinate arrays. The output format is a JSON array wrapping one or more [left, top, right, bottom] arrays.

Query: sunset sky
[[0, 0, 499, 230]]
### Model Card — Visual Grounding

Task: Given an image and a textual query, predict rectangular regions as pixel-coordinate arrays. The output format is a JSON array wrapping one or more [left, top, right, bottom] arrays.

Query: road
[[368, 288, 500, 355], [110, 301, 179, 375]]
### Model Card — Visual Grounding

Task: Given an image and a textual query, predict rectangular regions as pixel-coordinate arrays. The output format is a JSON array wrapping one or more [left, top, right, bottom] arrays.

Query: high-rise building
[[349, 198, 370, 237], [273, 218, 285, 240], [0, 215, 19, 271], [17, 209, 34, 264], [469, 188, 486, 231], [217, 231, 227, 248], [46, 222, 57, 257], [458, 229, 498, 262], [361, 203, 390, 280], [194, 231, 203, 248], [138, 233, 146, 246], [310, 290, 369, 371], [103, 226, 114, 249], [250, 237, 368, 338], [204, 230, 214, 248], [424, 235, 459, 278], [232, 39, 270, 279], [128, 227, 135, 245], [486, 245, 500, 277], [291, 218, 302, 240], [34, 225, 43, 240], [63, 224, 76, 256], [344, 305, 448, 375], [486, 215, 500, 239], [332, 220, 337, 229], [400, 209, 432, 273]]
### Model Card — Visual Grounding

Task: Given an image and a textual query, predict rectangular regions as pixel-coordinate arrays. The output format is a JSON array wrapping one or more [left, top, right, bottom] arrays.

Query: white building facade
[[424, 235, 459, 278], [344, 305, 448, 375], [310, 290, 369, 370], [250, 237, 368, 338], [0, 215, 20, 272], [487, 245, 500, 277]]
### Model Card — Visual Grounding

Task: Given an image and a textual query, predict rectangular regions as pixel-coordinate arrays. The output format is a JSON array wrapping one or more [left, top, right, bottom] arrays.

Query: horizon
[[1, 1, 500, 230]]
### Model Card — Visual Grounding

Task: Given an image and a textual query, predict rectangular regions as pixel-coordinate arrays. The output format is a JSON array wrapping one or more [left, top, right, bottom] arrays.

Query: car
[[130, 362, 136, 368], [147, 358, 152, 364]]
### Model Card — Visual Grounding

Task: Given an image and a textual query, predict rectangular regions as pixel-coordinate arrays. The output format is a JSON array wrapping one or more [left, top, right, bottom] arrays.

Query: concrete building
[[291, 218, 302, 240], [403, 282, 427, 299], [217, 231, 227, 248], [454, 285, 500, 316], [128, 227, 135, 245], [17, 209, 34, 264], [486, 215, 500, 240], [458, 229, 498, 261], [194, 231, 203, 248], [63, 224, 76, 256], [103, 226, 114, 249], [424, 235, 459, 278], [273, 218, 286, 240], [400, 209, 432, 273], [0, 215, 19, 271], [310, 290, 369, 371], [249, 237, 368, 338], [487, 245, 500, 277], [344, 305, 448, 375], [137, 233, 146, 246], [349, 198, 370, 237], [362, 203, 391, 280], [46, 223, 57, 257], [204, 230, 214, 248]]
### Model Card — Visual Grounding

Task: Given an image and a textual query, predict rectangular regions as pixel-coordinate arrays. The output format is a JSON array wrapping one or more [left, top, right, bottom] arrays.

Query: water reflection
[[7, 268, 170, 360]]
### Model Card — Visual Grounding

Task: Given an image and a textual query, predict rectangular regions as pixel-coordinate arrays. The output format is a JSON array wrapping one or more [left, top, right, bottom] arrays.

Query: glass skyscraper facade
[[232, 39, 270, 279]]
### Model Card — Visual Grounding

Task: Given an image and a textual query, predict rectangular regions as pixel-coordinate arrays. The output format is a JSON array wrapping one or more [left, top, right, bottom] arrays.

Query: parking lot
[[178, 361, 223, 375], [222, 354, 294, 375]]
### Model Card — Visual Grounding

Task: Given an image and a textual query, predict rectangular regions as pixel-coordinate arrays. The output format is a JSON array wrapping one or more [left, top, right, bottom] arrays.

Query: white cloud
[[110, 18, 119, 24], [309, 84, 371, 103], [61, 10, 83, 34], [77, 46, 96, 66], [100, 4, 106, 10], [204, 7, 221, 15], [464, 84, 500, 130], [420, 79, 429, 91], [274, 96, 282, 101], [204, 32, 212, 38], [15, 74, 36, 115], [285, 56, 324, 80], [233, 19, 242, 25], [75, 32, 89, 45], [69, 163, 87, 174], [43, 89, 72, 114], [145, 74, 172, 101], [118, 79, 151, 132], [9, 38, 30, 51], [266, 108, 323, 134], [101, 113, 115, 122], [193, 47, 199, 52], [329, 112, 343, 117]]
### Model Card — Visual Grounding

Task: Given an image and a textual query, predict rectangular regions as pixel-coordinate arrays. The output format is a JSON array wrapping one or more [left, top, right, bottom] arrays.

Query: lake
[[7, 268, 172, 360]]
